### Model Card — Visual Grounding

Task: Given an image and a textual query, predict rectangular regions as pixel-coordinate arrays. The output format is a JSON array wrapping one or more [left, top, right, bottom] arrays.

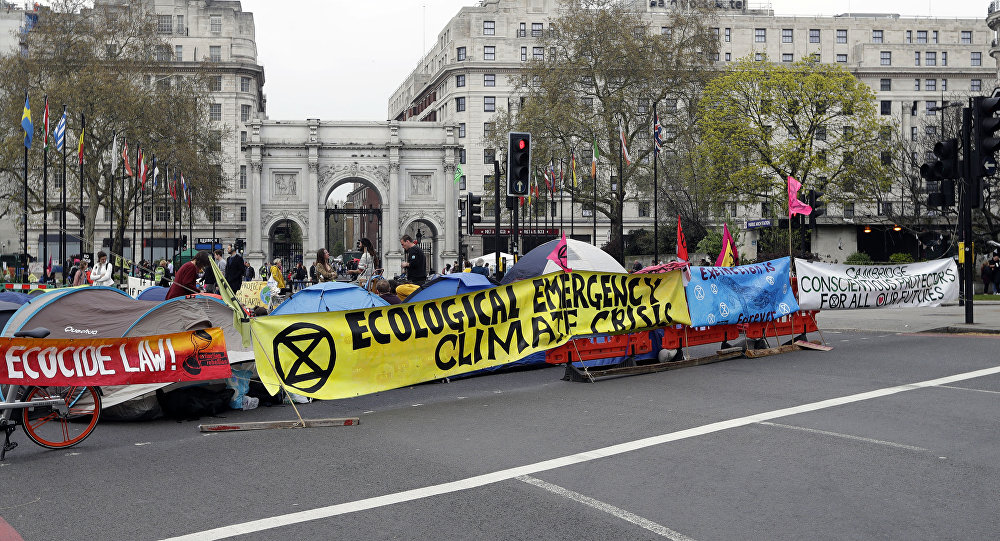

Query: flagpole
[[23, 136, 28, 283], [109, 135, 115, 278], [78, 113, 85, 260], [188, 187, 194, 259], [592, 155, 597, 247], [60, 106, 67, 284], [559, 159, 564, 235], [42, 96, 48, 284], [570, 152, 575, 241], [131, 144, 137, 275], [653, 102, 659, 265], [618, 125, 624, 265], [119, 151, 125, 284], [140, 148, 145, 271]]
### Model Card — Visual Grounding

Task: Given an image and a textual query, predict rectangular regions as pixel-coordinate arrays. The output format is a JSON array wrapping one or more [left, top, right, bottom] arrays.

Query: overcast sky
[[245, 0, 990, 121]]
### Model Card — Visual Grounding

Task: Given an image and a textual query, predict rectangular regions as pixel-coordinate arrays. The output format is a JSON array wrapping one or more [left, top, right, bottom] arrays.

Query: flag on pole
[[571, 151, 577, 187], [591, 138, 598, 178], [54, 107, 67, 152], [152, 157, 159, 190], [77, 114, 85, 164], [715, 224, 738, 267], [653, 112, 662, 154], [546, 232, 572, 273], [122, 137, 133, 177], [619, 123, 632, 166], [110, 132, 118, 173], [138, 148, 147, 189], [21, 92, 32, 148], [170, 171, 177, 201], [676, 215, 688, 262], [454, 162, 463, 184], [42, 96, 49, 150], [787, 176, 813, 217]]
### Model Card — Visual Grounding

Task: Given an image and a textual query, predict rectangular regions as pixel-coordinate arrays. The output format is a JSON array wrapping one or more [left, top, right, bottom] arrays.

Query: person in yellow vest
[[270, 258, 290, 295]]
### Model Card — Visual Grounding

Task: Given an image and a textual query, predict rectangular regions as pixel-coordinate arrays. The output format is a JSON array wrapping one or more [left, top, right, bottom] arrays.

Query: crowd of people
[[980, 254, 1000, 294]]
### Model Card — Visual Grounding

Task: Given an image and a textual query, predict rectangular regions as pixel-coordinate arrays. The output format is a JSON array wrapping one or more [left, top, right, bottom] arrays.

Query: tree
[[485, 0, 718, 263], [698, 56, 894, 213], [0, 1, 227, 263]]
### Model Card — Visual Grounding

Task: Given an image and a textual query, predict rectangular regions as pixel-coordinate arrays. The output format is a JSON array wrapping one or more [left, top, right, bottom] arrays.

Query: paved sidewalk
[[815, 300, 1000, 333]]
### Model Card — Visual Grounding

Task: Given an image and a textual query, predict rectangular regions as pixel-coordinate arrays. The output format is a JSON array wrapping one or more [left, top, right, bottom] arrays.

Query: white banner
[[795, 258, 959, 310], [127, 276, 157, 298]]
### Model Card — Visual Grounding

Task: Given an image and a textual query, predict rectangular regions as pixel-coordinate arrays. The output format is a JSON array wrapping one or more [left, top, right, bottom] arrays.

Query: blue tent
[[404, 273, 497, 303], [0, 292, 30, 305], [137, 286, 168, 301], [271, 281, 388, 315]]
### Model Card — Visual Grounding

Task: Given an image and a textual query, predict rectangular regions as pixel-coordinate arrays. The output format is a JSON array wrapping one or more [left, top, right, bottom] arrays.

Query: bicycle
[[1, 327, 102, 460]]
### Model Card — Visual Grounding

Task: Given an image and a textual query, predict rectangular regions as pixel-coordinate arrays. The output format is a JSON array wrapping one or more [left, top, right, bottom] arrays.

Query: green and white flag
[[454, 162, 463, 184]]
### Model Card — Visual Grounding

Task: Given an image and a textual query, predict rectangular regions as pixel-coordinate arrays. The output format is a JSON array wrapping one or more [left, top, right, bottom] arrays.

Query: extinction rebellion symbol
[[272, 322, 336, 393]]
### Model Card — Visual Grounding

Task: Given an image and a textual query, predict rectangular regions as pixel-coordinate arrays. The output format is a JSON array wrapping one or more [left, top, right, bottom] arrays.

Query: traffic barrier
[[546, 332, 652, 365], [743, 311, 819, 340], [3, 283, 48, 291]]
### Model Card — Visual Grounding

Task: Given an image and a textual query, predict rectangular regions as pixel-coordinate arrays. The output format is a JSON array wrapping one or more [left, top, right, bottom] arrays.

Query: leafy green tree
[[0, 1, 226, 261], [699, 56, 893, 212], [486, 0, 718, 262]]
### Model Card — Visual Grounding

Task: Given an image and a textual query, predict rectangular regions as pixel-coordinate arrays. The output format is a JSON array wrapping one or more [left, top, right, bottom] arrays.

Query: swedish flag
[[21, 92, 32, 148]]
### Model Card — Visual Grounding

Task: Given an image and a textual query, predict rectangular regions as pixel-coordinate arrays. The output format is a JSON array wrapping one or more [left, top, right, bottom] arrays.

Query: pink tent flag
[[547, 232, 572, 273], [787, 175, 813, 217], [715, 224, 739, 267]]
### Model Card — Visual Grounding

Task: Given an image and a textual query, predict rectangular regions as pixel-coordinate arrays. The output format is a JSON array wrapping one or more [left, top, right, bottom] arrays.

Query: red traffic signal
[[518, 139, 526, 150]]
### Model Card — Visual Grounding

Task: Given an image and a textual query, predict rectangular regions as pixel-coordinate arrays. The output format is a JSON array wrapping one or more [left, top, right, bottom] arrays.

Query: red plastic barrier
[[660, 324, 741, 349], [3, 283, 47, 291], [743, 311, 819, 340], [546, 332, 652, 365]]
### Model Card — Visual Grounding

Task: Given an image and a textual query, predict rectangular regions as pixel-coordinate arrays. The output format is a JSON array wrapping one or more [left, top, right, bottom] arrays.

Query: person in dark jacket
[[376, 279, 401, 304], [166, 251, 210, 300], [225, 245, 245, 293]]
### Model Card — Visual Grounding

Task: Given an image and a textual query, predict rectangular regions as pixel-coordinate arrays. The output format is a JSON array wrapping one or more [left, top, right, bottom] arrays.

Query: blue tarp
[[271, 281, 388, 315], [0, 292, 30, 305], [404, 273, 496, 303]]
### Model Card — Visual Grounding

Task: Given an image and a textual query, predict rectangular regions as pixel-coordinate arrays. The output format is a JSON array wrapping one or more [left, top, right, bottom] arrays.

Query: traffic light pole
[[493, 160, 501, 273], [961, 105, 974, 324]]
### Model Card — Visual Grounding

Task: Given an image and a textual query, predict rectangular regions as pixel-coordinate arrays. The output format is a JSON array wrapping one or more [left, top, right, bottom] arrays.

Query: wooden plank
[[794, 340, 833, 351], [743, 344, 800, 358], [573, 350, 746, 380], [199, 417, 360, 433]]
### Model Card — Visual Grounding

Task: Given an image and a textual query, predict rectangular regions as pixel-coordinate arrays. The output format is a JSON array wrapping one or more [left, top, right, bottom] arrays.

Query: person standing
[[270, 258, 291, 295], [292, 262, 308, 291], [166, 251, 210, 300], [991, 254, 1000, 295], [982, 257, 993, 295], [471, 258, 489, 277], [348, 238, 377, 286], [90, 251, 115, 287], [244, 261, 255, 281], [225, 244, 245, 293], [315, 248, 337, 283], [72, 259, 90, 286], [400, 234, 426, 285]]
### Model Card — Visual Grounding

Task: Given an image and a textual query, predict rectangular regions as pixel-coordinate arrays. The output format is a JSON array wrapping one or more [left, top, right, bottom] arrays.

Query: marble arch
[[245, 119, 460, 275]]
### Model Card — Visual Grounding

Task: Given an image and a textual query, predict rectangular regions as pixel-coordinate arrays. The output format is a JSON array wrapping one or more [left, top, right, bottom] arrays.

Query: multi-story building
[[388, 0, 995, 262]]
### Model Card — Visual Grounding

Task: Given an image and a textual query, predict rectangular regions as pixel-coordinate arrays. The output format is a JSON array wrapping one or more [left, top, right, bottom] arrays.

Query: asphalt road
[[1, 329, 998, 541]]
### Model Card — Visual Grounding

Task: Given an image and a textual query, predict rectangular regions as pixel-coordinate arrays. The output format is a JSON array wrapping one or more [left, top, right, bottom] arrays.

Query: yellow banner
[[250, 270, 690, 400], [236, 281, 272, 309]]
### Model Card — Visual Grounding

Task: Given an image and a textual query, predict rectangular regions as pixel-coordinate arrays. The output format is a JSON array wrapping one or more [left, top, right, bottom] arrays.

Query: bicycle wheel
[[19, 386, 101, 449]]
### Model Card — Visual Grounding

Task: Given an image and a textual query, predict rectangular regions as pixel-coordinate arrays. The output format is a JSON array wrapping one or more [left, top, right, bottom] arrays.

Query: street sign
[[984, 157, 998, 177], [745, 219, 772, 230], [473, 227, 558, 235]]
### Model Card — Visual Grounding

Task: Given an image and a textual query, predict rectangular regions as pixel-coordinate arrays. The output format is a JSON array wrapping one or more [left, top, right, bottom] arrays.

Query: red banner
[[0, 328, 231, 386]]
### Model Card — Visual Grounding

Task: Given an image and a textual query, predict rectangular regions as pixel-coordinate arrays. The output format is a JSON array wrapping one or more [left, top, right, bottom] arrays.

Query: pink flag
[[715, 224, 738, 267], [787, 176, 813, 217], [547, 232, 572, 273]]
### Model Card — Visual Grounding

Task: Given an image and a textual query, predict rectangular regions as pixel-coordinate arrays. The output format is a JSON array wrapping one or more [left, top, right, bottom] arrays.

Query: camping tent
[[472, 251, 515, 272], [499, 238, 626, 285], [0, 291, 30, 305], [137, 286, 169, 301], [0, 301, 22, 330], [404, 273, 497, 303], [270, 281, 388, 315], [1, 286, 160, 339]]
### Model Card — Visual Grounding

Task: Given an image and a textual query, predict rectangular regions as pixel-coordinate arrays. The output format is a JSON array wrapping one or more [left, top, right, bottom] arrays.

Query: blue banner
[[685, 257, 799, 327]]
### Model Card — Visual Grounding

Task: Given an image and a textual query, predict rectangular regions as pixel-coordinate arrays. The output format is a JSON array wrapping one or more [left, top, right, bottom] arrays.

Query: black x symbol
[[272, 323, 336, 393]]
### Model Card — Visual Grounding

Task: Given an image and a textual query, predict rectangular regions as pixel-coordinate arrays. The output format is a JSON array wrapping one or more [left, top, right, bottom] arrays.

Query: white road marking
[[758, 422, 928, 452], [160, 364, 1000, 541], [517, 475, 697, 540], [938, 385, 1000, 395]]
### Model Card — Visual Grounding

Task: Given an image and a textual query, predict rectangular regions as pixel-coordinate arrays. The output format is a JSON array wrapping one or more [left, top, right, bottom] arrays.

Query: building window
[[484, 46, 495, 60], [925, 79, 936, 92], [725, 27, 731, 42], [972, 52, 982, 66], [209, 103, 222, 121], [175, 45, 182, 62], [208, 206, 221, 222], [905, 30, 912, 43], [582, 205, 594, 217], [844, 202, 855, 218], [209, 75, 222, 92], [910, 126, 918, 141], [241, 104, 251, 122], [725, 52, 731, 61], [711, 52, 720, 61], [531, 22, 543, 37], [933, 30, 939, 44], [459, 148, 466, 164], [209, 45, 221, 62], [638, 202, 650, 217], [941, 52, 948, 66], [518, 22, 526, 37], [914, 78, 920, 91], [176, 15, 184, 34], [782, 28, 793, 43], [239, 165, 247, 189], [455, 97, 466, 112], [157, 15, 172, 33], [483, 20, 494, 35], [880, 51, 891, 65], [914, 52, 920, 66], [917, 30, 927, 44], [483, 148, 495, 164], [926, 101, 937, 115], [456, 47, 466, 61], [533, 46, 544, 60], [925, 126, 937, 138], [484, 96, 495, 112], [942, 78, 948, 91], [972, 79, 982, 92], [755, 28, 766, 42], [880, 78, 891, 91], [880, 101, 892, 115], [210, 14, 222, 33], [879, 202, 893, 216], [456, 74, 465, 87], [809, 29, 820, 43], [961, 31, 972, 44], [520, 46, 527, 61], [781, 53, 793, 62], [483, 122, 494, 137], [872, 30, 883, 43], [836, 29, 847, 43], [926, 51, 936, 66], [754, 52, 763, 61], [241, 77, 251, 92], [235, 205, 244, 222], [484, 74, 495, 87]]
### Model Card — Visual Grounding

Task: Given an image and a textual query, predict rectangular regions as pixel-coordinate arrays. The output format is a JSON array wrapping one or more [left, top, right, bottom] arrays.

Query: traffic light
[[507, 132, 531, 196], [974, 96, 1000, 176], [932, 139, 959, 180], [922, 139, 958, 208], [807, 189, 825, 228], [467, 194, 482, 235]]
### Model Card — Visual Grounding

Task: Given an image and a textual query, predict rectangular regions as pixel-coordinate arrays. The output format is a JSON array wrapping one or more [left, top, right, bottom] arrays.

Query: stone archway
[[401, 217, 441, 276], [321, 175, 386, 264], [264, 216, 305, 268]]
